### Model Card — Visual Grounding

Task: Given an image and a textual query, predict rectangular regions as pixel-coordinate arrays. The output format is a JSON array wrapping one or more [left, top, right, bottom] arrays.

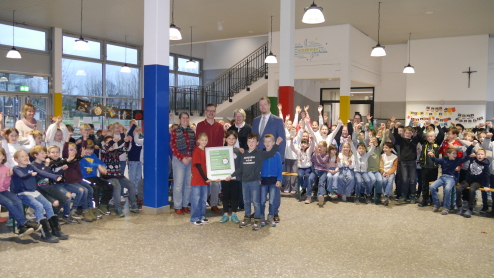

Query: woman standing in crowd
[[170, 112, 196, 215], [15, 104, 39, 145]]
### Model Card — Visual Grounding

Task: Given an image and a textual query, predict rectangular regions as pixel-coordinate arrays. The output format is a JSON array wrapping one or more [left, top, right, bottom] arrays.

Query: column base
[[142, 206, 170, 214]]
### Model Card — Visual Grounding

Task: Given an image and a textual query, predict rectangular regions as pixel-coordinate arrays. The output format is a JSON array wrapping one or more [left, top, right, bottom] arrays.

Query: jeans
[[355, 171, 371, 196], [66, 182, 89, 210], [298, 167, 311, 192], [368, 171, 383, 194], [339, 168, 355, 197], [382, 174, 395, 196], [70, 182, 94, 210], [172, 157, 192, 209], [52, 184, 72, 216], [190, 185, 207, 222], [128, 161, 143, 193], [37, 185, 68, 215], [399, 160, 417, 197], [309, 169, 327, 197], [17, 193, 54, 221], [107, 177, 137, 209], [326, 169, 339, 193], [284, 159, 298, 192], [0, 191, 28, 226], [209, 181, 220, 207], [430, 175, 456, 208], [242, 181, 261, 219], [274, 186, 280, 214], [260, 184, 277, 218]]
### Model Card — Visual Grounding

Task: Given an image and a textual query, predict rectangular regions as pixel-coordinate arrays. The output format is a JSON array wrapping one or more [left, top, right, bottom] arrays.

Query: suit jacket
[[252, 114, 286, 161]]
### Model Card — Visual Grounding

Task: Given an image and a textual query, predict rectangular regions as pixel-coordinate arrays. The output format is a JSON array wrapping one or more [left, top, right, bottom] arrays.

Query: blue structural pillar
[[143, 0, 170, 214]]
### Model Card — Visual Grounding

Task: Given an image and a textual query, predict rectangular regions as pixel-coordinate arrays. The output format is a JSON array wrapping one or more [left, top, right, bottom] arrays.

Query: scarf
[[175, 125, 195, 157], [22, 118, 37, 130]]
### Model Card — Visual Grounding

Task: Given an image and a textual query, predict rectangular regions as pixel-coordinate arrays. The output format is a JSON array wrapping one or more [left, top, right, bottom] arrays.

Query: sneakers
[[305, 196, 311, 204], [70, 209, 82, 220], [115, 207, 125, 218], [201, 218, 209, 224], [318, 195, 324, 207], [432, 205, 440, 212], [290, 191, 297, 194], [17, 223, 34, 238], [239, 217, 251, 228], [220, 215, 230, 223], [479, 205, 489, 214], [329, 192, 337, 199], [397, 197, 406, 204], [25, 220, 42, 232], [365, 195, 372, 204], [260, 218, 266, 227], [342, 194, 347, 202], [93, 209, 103, 219], [231, 214, 240, 224], [441, 208, 449, 215], [457, 201, 468, 215], [464, 209, 473, 218], [130, 204, 140, 213], [384, 195, 390, 206], [252, 219, 260, 231], [61, 215, 79, 224], [99, 204, 111, 215], [410, 196, 417, 204], [182, 207, 190, 214], [354, 197, 360, 205], [137, 199, 143, 210], [175, 209, 184, 215], [283, 190, 289, 193], [274, 214, 280, 223], [300, 189, 306, 196], [211, 206, 221, 213], [267, 216, 277, 227], [192, 220, 202, 226]]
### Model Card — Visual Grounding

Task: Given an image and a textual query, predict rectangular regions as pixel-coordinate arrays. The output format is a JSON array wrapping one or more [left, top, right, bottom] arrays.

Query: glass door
[[0, 93, 50, 132], [0, 95, 21, 129]]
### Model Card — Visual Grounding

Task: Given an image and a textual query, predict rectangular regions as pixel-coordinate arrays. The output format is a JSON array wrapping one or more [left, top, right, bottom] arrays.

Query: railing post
[[246, 58, 250, 91], [174, 87, 178, 114], [189, 87, 192, 115], [228, 71, 232, 102]]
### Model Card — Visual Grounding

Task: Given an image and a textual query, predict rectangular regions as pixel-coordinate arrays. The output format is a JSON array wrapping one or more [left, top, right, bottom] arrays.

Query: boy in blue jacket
[[260, 134, 283, 228], [428, 145, 473, 215]]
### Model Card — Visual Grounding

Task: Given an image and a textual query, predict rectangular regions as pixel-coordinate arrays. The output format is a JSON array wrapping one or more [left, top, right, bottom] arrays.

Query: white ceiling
[[0, 0, 492, 46]]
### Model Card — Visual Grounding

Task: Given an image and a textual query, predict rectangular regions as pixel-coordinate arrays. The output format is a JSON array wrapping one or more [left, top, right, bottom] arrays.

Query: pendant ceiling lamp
[[0, 77, 8, 82], [370, 2, 386, 57], [76, 70, 86, 76], [121, 35, 131, 73], [6, 10, 21, 59], [265, 16, 278, 64], [403, 33, 415, 73], [74, 0, 89, 51], [169, 0, 182, 40], [185, 27, 196, 69], [302, 1, 325, 24]]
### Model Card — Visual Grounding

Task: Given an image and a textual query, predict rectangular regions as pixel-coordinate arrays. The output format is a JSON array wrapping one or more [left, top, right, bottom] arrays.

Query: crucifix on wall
[[462, 67, 477, 88]]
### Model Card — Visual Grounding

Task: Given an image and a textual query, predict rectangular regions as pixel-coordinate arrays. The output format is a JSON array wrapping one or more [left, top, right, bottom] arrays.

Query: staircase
[[169, 42, 269, 116]]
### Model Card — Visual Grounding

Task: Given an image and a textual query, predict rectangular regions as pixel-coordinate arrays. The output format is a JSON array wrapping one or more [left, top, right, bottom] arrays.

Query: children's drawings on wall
[[405, 104, 486, 128]]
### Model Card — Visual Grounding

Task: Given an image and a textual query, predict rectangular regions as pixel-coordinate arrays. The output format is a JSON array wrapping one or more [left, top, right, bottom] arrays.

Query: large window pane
[[0, 73, 48, 94], [169, 56, 174, 70], [169, 73, 175, 86], [177, 74, 200, 86], [63, 35, 101, 59], [0, 23, 45, 51], [107, 44, 138, 65], [106, 64, 140, 99], [178, 57, 200, 74], [62, 95, 105, 135], [62, 58, 103, 96]]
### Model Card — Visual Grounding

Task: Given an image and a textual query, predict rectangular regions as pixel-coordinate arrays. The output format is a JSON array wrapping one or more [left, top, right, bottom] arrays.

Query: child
[[290, 138, 314, 199], [366, 124, 388, 201], [226, 133, 283, 231], [379, 142, 398, 206], [220, 130, 242, 224], [127, 121, 143, 194], [326, 145, 339, 199], [1, 128, 36, 168], [338, 142, 355, 202], [0, 147, 41, 238], [260, 134, 283, 226], [455, 144, 490, 218], [79, 140, 114, 216], [190, 133, 219, 225], [45, 116, 69, 151], [308, 141, 329, 206], [350, 142, 376, 204], [11, 149, 66, 243]]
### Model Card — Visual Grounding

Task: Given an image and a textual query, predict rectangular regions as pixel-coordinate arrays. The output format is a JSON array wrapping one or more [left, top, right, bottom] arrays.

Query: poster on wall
[[294, 38, 328, 62], [92, 103, 106, 116], [405, 104, 486, 128], [76, 99, 91, 113]]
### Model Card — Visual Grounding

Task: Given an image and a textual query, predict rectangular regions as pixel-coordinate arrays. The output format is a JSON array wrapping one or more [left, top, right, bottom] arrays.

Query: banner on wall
[[74, 99, 142, 120], [294, 38, 328, 62], [405, 104, 486, 128]]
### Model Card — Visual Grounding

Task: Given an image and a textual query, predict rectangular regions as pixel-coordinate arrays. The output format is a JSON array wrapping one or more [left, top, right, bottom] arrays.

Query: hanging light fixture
[[302, 1, 325, 24], [265, 16, 278, 64], [121, 35, 131, 73], [76, 70, 86, 76], [74, 0, 89, 51], [371, 2, 386, 57], [185, 26, 196, 69], [0, 77, 8, 82], [169, 0, 182, 40], [403, 33, 415, 73], [6, 10, 21, 59]]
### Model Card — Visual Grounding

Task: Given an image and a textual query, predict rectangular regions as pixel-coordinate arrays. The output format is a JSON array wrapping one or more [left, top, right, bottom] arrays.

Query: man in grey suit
[[252, 97, 286, 223]]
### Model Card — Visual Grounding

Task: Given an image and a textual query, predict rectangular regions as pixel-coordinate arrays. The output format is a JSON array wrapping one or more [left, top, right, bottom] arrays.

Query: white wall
[[375, 44, 407, 102], [487, 36, 494, 102]]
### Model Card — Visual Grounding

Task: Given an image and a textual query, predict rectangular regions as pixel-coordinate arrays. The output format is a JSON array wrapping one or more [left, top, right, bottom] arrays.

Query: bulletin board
[[405, 104, 486, 128]]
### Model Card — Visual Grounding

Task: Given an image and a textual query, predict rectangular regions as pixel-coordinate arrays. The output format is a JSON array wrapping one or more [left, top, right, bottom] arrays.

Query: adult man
[[252, 97, 286, 222], [196, 103, 224, 213]]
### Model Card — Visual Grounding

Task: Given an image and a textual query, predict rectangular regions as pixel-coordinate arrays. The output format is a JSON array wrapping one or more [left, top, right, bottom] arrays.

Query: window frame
[[169, 53, 203, 87], [0, 20, 49, 54]]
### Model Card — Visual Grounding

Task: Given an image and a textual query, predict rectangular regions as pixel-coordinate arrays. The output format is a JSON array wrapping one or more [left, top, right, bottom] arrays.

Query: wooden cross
[[462, 67, 477, 88]]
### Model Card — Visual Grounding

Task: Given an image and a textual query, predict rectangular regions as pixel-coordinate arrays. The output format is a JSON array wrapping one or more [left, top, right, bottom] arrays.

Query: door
[[0, 93, 49, 131]]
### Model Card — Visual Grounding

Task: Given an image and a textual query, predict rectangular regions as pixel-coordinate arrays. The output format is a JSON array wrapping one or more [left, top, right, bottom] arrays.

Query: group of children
[[0, 106, 143, 243]]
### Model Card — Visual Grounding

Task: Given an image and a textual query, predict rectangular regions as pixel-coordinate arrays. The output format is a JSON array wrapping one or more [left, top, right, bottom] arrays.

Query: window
[[106, 64, 140, 99], [178, 57, 200, 74], [0, 23, 46, 51], [169, 54, 202, 87], [63, 35, 101, 59], [0, 72, 48, 94], [62, 58, 103, 96], [177, 75, 200, 86], [107, 44, 138, 65]]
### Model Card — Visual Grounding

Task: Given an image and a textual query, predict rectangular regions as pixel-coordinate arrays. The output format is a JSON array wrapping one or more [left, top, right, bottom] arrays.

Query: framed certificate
[[205, 146, 236, 180]]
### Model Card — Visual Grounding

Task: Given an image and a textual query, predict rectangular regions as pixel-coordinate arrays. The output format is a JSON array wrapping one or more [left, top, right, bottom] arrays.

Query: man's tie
[[260, 116, 266, 135]]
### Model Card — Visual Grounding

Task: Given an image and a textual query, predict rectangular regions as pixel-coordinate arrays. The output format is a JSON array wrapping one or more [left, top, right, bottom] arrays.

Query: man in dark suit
[[252, 97, 286, 223]]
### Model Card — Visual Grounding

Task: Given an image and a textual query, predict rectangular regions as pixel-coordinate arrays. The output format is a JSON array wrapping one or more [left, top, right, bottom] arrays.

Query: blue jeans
[[355, 172, 371, 196], [51, 183, 72, 216], [274, 185, 281, 214], [260, 184, 277, 218], [309, 169, 328, 196], [339, 168, 355, 197], [368, 171, 383, 194], [242, 181, 261, 219], [0, 191, 28, 226], [298, 167, 311, 191], [190, 185, 207, 222], [382, 173, 395, 196], [326, 169, 339, 193], [68, 182, 93, 210], [430, 175, 456, 208], [128, 161, 143, 193], [172, 157, 192, 209], [107, 177, 137, 209], [17, 193, 54, 221]]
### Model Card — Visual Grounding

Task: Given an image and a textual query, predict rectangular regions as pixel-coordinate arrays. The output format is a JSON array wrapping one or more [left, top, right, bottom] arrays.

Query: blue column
[[143, 0, 170, 213]]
